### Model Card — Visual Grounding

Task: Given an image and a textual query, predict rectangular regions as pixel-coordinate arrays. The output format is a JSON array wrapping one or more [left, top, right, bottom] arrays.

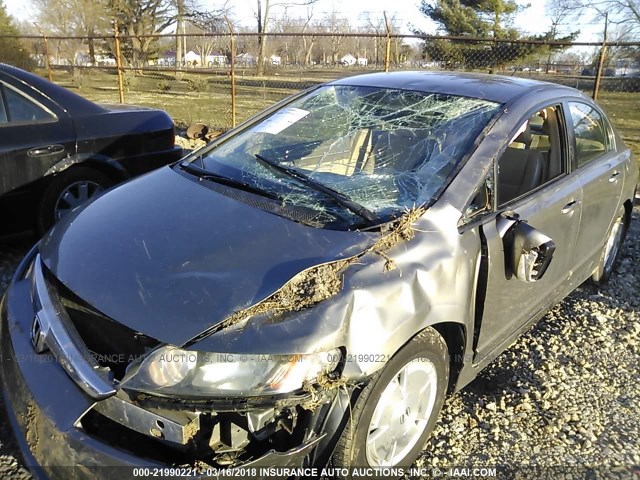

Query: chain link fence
[[4, 32, 640, 153]]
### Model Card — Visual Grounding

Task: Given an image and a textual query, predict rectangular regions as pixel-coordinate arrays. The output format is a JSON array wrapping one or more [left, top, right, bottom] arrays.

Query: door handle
[[27, 144, 65, 157], [561, 200, 580, 214], [609, 171, 620, 183]]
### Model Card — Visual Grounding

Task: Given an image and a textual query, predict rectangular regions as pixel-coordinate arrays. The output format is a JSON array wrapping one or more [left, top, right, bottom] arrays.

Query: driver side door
[[474, 103, 583, 359]]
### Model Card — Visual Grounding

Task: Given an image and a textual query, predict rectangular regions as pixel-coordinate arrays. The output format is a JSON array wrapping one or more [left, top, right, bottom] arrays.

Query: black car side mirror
[[497, 212, 556, 282]]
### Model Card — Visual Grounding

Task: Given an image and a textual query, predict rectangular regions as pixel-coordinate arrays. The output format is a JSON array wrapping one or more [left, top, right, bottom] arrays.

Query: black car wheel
[[331, 327, 449, 478], [38, 166, 113, 235], [591, 206, 628, 286]]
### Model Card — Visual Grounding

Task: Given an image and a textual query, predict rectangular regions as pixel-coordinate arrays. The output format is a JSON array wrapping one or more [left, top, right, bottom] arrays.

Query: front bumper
[[0, 249, 348, 480]]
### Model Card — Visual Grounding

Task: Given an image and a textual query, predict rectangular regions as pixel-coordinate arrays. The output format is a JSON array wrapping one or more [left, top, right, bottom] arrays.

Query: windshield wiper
[[254, 153, 380, 224], [178, 161, 279, 200]]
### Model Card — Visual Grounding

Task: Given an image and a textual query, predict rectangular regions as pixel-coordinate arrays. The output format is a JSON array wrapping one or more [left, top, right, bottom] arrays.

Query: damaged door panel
[[474, 163, 583, 359]]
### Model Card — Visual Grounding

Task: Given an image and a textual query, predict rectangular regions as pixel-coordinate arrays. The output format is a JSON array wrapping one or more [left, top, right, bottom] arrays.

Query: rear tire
[[37, 166, 113, 235], [591, 205, 627, 286], [331, 327, 449, 479]]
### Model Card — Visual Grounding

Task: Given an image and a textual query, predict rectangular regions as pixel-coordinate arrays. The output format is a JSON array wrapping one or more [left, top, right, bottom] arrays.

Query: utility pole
[[33, 23, 52, 81], [225, 17, 236, 128], [592, 12, 608, 100], [545, 20, 558, 74], [114, 19, 125, 103], [383, 11, 391, 72]]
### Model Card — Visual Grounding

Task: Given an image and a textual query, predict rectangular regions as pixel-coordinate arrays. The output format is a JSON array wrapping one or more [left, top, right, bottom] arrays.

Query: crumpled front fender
[[192, 202, 479, 380]]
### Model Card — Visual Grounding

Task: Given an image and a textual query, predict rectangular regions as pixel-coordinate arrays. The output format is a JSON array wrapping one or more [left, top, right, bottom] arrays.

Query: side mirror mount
[[498, 213, 556, 282]]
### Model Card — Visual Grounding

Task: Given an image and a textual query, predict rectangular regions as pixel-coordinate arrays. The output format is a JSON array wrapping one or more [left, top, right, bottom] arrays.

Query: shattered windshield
[[194, 85, 501, 229]]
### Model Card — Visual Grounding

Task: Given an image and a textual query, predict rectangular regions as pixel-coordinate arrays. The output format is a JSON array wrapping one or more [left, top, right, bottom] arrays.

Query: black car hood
[[40, 167, 375, 346], [99, 103, 158, 112]]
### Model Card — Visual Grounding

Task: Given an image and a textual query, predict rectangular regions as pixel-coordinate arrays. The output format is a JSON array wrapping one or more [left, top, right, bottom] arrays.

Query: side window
[[497, 105, 565, 206], [463, 176, 493, 223], [568, 102, 610, 167], [2, 85, 54, 124]]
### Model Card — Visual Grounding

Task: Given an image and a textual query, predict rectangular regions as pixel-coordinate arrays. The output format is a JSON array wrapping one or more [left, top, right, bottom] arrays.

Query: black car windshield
[[193, 85, 501, 228]]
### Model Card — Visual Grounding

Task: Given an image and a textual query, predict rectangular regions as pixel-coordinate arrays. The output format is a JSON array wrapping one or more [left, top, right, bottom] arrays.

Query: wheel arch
[[36, 158, 127, 235], [311, 322, 464, 468], [623, 198, 633, 231], [431, 321, 466, 395], [43, 154, 129, 185]]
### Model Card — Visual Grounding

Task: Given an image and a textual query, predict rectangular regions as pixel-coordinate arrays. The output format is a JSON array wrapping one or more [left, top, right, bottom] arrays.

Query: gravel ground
[[0, 209, 638, 479]]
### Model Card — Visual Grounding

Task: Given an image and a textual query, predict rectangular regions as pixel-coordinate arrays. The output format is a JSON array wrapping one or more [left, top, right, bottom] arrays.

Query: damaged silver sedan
[[1, 71, 637, 479]]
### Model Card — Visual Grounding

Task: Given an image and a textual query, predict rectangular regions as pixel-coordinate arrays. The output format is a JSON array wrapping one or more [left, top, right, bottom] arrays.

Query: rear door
[[0, 79, 76, 196], [564, 101, 626, 278], [474, 103, 583, 358]]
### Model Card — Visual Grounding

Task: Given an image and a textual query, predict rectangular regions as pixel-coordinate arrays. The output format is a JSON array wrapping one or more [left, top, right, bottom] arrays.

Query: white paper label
[[253, 107, 310, 135]]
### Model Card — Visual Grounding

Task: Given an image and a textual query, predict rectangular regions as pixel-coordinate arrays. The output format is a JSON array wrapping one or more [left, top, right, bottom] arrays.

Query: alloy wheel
[[54, 180, 103, 221], [365, 358, 438, 467]]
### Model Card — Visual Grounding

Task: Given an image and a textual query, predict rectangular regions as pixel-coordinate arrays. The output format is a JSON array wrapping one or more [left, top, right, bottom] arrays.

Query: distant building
[[269, 54, 282, 66], [340, 54, 368, 67], [236, 52, 255, 67], [204, 52, 227, 67], [341, 54, 356, 66], [75, 52, 92, 65], [184, 50, 200, 66], [95, 54, 116, 67]]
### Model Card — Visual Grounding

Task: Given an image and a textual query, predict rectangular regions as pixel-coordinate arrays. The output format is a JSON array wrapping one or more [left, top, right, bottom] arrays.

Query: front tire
[[331, 327, 449, 478], [591, 206, 628, 286], [37, 166, 113, 235]]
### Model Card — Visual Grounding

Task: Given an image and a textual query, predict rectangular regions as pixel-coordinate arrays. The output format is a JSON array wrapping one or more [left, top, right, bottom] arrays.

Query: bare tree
[[300, 8, 315, 65], [185, 8, 229, 67], [109, 0, 177, 67], [544, 0, 581, 71], [321, 10, 351, 65], [360, 12, 388, 66], [254, 0, 318, 75], [268, 7, 315, 65], [176, 0, 185, 65], [33, 0, 108, 64], [601, 1, 639, 38], [555, 0, 640, 39]]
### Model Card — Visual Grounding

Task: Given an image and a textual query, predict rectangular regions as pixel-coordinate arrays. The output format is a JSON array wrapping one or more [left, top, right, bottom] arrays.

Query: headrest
[[513, 124, 531, 146]]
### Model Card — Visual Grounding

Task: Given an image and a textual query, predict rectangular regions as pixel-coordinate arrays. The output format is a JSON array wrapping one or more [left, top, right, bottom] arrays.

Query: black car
[[0, 64, 183, 234]]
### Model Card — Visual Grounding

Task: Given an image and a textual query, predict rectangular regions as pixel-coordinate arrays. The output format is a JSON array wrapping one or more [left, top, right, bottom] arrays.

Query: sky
[[5, 0, 602, 41], [214, 0, 551, 36]]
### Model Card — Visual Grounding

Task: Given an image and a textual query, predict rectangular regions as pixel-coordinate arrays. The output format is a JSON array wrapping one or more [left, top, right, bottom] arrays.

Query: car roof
[[329, 71, 581, 104], [0, 63, 105, 115]]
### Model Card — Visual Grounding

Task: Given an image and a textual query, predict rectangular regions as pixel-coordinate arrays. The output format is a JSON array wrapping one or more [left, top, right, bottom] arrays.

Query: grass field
[[49, 68, 640, 161], [597, 92, 640, 161]]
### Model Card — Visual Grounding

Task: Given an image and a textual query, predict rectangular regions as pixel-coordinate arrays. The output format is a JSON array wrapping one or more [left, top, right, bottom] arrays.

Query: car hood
[[39, 167, 375, 346], [99, 103, 158, 112]]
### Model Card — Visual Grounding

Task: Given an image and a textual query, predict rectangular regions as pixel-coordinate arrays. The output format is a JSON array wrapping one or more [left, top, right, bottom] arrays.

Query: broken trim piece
[[32, 254, 116, 400], [92, 393, 200, 445]]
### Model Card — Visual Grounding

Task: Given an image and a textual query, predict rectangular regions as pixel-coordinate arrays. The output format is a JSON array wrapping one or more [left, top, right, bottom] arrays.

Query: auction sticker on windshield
[[253, 107, 310, 134]]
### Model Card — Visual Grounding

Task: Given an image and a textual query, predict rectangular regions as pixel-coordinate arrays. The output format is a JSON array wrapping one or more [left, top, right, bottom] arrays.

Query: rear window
[[568, 102, 611, 167], [3, 85, 55, 124]]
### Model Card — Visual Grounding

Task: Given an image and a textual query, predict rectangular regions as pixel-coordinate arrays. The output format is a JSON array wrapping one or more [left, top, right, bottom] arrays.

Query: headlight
[[120, 345, 341, 397]]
